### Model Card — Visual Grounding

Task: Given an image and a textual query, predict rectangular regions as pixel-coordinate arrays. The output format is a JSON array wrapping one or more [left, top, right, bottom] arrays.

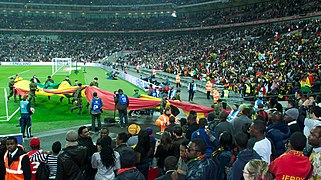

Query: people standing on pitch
[[14, 74, 23, 101], [90, 77, 99, 87], [188, 80, 196, 102], [87, 77, 99, 108], [20, 94, 33, 138], [29, 78, 38, 107], [205, 81, 212, 100], [212, 86, 221, 104], [4, 136, 31, 180], [7, 77, 18, 102], [30, 75, 41, 83], [71, 83, 84, 115], [90, 92, 103, 132], [71, 80, 79, 104], [59, 76, 72, 104], [114, 89, 129, 128], [160, 94, 167, 115], [74, 79, 79, 86], [44, 76, 54, 100], [176, 74, 181, 88], [172, 89, 181, 101]]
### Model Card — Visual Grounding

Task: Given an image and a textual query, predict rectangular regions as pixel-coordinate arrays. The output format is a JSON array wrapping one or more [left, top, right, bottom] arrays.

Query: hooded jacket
[[266, 121, 291, 158], [55, 145, 87, 180], [228, 149, 261, 180]]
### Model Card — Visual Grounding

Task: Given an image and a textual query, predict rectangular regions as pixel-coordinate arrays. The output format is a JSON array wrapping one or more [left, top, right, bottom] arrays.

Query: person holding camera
[[114, 89, 129, 128]]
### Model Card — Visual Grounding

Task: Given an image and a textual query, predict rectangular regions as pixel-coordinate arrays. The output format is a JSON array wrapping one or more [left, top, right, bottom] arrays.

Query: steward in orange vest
[[205, 81, 212, 99], [212, 86, 220, 104], [156, 107, 175, 133], [4, 136, 31, 180], [176, 74, 181, 88]]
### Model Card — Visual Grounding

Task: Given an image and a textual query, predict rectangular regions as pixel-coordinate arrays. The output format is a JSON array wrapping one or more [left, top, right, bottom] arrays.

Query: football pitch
[[0, 65, 142, 135]]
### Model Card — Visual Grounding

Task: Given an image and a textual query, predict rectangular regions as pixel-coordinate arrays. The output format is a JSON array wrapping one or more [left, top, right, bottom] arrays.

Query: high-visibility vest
[[4, 151, 26, 180], [152, 69, 156, 76], [223, 90, 229, 98], [156, 114, 170, 132], [176, 76, 181, 83], [206, 82, 212, 92], [246, 84, 251, 94], [212, 89, 220, 103]]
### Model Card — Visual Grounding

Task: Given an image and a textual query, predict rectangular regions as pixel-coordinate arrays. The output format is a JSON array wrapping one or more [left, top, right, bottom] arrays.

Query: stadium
[[0, 0, 321, 179]]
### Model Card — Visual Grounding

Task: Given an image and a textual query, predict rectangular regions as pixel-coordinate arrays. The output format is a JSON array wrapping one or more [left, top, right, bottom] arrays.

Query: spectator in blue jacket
[[191, 118, 219, 157], [266, 111, 291, 158]]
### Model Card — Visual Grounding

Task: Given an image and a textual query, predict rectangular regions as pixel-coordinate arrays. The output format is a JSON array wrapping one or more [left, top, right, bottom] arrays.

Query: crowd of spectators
[[1, 0, 217, 5], [1, 95, 321, 179], [1, 17, 321, 98], [0, 0, 319, 31]]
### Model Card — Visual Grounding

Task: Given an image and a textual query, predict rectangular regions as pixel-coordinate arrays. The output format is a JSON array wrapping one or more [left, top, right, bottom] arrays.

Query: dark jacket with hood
[[266, 121, 291, 158], [228, 149, 261, 180], [55, 145, 87, 180], [114, 167, 145, 180]]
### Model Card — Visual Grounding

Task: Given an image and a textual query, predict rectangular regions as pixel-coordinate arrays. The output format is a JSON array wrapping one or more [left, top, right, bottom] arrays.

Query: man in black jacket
[[77, 126, 96, 180], [56, 130, 87, 180], [115, 147, 144, 180], [185, 138, 220, 179]]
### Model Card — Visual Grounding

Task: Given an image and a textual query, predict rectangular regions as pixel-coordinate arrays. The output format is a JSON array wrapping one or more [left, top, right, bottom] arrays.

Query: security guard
[[212, 86, 220, 104], [4, 136, 31, 180], [176, 74, 181, 88], [206, 81, 213, 99]]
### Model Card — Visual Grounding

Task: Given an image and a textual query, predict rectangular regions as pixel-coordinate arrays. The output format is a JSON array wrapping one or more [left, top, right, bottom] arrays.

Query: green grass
[[0, 66, 143, 134]]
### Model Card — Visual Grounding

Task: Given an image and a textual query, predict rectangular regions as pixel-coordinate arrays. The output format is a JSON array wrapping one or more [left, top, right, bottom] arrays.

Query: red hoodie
[[270, 150, 312, 180]]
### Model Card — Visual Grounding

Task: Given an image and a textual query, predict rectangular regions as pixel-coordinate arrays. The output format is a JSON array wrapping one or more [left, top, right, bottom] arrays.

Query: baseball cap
[[30, 138, 40, 147]]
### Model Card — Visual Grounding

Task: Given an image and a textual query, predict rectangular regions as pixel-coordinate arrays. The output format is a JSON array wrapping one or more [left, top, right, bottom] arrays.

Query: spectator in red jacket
[[270, 132, 313, 180]]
